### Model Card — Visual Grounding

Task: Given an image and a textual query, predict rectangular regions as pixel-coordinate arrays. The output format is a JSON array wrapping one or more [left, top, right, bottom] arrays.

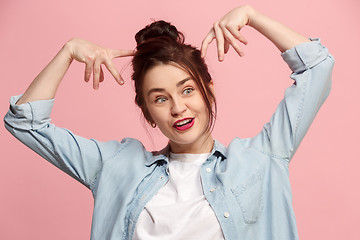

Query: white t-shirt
[[133, 152, 224, 240]]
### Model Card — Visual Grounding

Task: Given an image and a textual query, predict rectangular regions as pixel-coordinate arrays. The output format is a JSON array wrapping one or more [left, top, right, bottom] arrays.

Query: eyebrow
[[147, 77, 192, 96]]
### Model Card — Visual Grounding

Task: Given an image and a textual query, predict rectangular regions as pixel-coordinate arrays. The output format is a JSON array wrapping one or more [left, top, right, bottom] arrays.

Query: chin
[[171, 131, 210, 146]]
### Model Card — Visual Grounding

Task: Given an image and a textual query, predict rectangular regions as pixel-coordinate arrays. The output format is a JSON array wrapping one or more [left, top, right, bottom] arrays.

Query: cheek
[[194, 98, 211, 125], [147, 106, 168, 124], [193, 97, 209, 115]]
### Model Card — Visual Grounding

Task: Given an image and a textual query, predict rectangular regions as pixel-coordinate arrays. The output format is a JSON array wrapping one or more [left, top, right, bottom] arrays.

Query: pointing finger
[[201, 29, 215, 58], [110, 49, 136, 59]]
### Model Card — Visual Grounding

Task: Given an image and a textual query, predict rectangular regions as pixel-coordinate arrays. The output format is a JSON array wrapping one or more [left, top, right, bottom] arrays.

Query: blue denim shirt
[[4, 39, 334, 240]]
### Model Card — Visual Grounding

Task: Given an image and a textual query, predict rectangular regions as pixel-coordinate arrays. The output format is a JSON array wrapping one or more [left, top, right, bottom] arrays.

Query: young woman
[[4, 5, 334, 240]]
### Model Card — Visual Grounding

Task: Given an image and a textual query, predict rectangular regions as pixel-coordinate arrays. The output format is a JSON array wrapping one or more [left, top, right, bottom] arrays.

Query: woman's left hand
[[201, 5, 254, 61]]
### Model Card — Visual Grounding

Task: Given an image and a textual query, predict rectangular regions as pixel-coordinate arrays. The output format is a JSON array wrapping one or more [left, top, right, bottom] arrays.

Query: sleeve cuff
[[4, 95, 55, 130], [281, 38, 330, 73]]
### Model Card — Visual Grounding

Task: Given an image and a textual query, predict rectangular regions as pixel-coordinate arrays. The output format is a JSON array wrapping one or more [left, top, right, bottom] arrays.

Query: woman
[[4, 5, 334, 240]]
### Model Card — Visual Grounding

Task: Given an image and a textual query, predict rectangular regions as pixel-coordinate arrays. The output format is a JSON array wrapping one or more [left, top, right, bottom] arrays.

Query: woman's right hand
[[16, 38, 135, 105], [65, 38, 135, 89]]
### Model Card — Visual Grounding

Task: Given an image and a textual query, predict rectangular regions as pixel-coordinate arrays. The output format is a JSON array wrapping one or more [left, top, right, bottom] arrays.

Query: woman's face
[[142, 63, 214, 153]]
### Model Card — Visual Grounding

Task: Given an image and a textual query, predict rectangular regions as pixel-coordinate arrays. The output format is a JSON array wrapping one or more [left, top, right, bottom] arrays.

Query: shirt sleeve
[[245, 38, 334, 162], [3, 95, 121, 190]]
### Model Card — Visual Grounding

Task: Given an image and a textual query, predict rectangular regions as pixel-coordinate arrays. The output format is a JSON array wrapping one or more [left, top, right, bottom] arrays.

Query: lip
[[173, 117, 195, 131], [173, 117, 194, 126]]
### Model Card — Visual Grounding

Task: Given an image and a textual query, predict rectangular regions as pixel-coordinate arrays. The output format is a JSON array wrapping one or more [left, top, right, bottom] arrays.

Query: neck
[[169, 133, 214, 154]]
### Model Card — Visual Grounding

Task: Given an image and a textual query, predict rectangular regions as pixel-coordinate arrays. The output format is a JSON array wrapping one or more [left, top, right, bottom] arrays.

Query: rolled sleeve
[[4, 95, 104, 189], [281, 38, 331, 73], [5, 95, 54, 130]]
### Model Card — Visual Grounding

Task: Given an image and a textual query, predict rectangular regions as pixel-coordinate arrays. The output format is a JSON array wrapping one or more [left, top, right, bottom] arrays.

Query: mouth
[[173, 117, 195, 131]]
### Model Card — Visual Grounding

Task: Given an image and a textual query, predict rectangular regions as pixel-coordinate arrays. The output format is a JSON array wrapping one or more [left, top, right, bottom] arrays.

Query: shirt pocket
[[231, 170, 264, 224]]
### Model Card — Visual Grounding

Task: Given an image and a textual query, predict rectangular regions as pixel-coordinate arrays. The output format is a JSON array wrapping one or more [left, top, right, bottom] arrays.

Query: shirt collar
[[145, 140, 227, 167]]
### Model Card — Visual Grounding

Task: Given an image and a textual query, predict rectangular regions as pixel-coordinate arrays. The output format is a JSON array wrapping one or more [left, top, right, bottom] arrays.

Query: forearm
[[16, 42, 73, 105], [247, 6, 310, 52]]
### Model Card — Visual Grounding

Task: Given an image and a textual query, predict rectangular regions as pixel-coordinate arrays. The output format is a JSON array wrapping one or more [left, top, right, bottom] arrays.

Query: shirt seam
[[246, 145, 290, 166], [89, 139, 104, 191], [89, 138, 133, 191], [105, 138, 133, 162], [29, 102, 35, 129]]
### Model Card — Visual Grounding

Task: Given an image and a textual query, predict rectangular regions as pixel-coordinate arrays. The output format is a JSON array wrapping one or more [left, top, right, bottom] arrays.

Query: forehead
[[142, 63, 193, 90]]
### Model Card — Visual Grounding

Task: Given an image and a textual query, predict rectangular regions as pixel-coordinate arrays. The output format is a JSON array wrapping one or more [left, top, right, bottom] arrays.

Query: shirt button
[[224, 212, 230, 218], [160, 176, 164, 180], [206, 168, 212, 173], [210, 188, 216, 192]]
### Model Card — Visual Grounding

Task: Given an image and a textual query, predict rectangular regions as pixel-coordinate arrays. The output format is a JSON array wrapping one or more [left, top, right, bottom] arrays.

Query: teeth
[[176, 118, 192, 126]]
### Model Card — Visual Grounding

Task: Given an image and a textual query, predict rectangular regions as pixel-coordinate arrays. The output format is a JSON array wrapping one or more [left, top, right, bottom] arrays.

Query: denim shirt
[[4, 39, 334, 240]]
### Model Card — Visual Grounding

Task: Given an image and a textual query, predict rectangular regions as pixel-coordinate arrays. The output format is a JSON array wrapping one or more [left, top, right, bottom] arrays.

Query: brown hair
[[132, 20, 216, 131]]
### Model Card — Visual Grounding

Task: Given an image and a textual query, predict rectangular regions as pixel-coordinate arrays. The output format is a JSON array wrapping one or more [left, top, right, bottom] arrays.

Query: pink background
[[1, 0, 359, 239]]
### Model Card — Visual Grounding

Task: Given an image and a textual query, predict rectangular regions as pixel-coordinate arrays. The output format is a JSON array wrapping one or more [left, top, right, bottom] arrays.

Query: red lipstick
[[173, 118, 195, 131]]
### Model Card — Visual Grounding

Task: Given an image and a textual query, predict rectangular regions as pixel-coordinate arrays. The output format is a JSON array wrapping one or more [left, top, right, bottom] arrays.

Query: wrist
[[63, 39, 76, 63], [245, 6, 261, 28]]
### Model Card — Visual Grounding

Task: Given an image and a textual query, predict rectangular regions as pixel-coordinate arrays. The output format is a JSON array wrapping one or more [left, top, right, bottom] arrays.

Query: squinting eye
[[155, 97, 167, 103], [183, 88, 194, 95]]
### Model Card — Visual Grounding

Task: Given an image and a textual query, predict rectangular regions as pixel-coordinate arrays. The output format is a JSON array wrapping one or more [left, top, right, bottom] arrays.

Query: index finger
[[201, 29, 215, 58], [110, 49, 136, 59]]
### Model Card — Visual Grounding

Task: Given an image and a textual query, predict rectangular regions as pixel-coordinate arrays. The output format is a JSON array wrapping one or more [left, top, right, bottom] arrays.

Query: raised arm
[[16, 38, 134, 105], [5, 39, 134, 188], [201, 5, 310, 61], [201, 6, 334, 160]]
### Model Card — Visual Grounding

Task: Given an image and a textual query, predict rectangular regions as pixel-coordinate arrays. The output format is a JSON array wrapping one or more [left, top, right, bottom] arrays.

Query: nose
[[171, 97, 186, 117]]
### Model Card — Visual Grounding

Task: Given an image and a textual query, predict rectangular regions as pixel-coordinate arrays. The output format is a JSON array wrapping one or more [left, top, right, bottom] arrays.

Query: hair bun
[[135, 20, 184, 45]]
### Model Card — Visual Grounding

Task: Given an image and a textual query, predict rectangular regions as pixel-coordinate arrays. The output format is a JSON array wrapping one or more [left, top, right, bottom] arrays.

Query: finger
[[99, 66, 104, 83], [104, 59, 124, 85], [93, 59, 101, 89], [220, 25, 244, 57], [213, 22, 225, 61], [110, 49, 136, 59], [201, 29, 215, 58], [84, 61, 93, 82], [224, 41, 230, 54], [227, 24, 248, 45]]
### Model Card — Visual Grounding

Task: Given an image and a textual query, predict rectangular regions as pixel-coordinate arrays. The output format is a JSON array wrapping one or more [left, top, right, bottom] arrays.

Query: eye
[[155, 96, 167, 104], [183, 87, 194, 95]]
